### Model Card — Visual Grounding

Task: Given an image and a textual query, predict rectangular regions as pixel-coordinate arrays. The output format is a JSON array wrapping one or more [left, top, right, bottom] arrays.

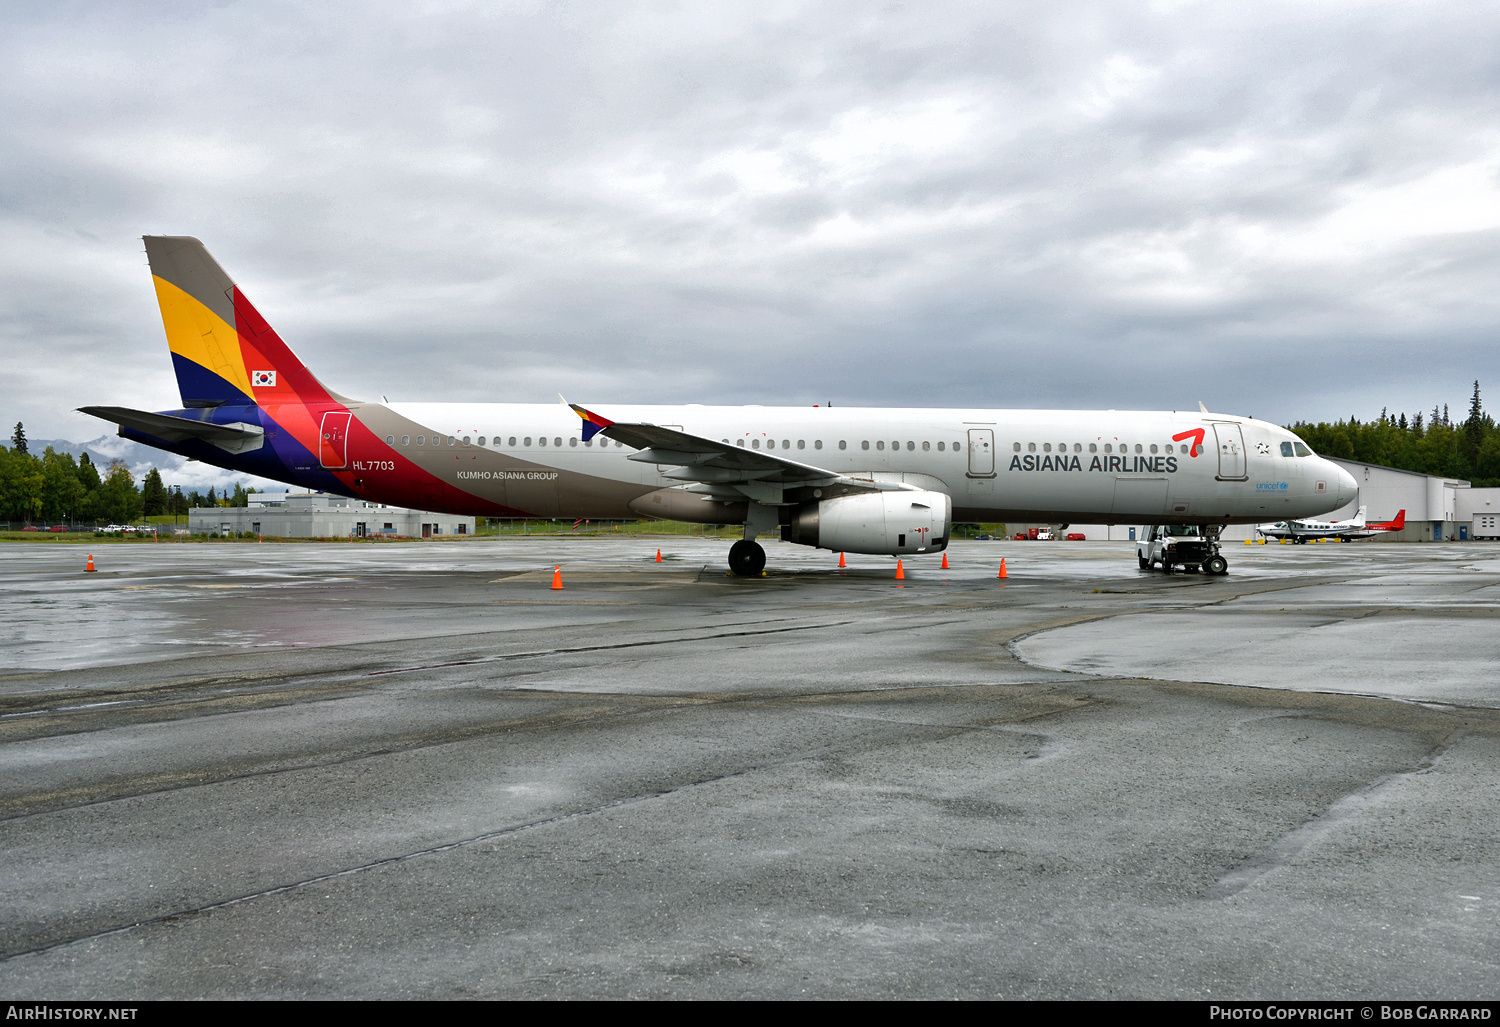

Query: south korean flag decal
[[252, 370, 276, 387]]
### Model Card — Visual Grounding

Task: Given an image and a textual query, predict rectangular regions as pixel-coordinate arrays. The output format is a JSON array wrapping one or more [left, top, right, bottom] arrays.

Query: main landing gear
[[729, 539, 766, 577]]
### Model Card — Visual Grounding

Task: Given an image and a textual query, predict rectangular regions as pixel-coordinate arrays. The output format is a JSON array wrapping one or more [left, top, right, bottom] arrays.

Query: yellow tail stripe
[[152, 275, 252, 397]]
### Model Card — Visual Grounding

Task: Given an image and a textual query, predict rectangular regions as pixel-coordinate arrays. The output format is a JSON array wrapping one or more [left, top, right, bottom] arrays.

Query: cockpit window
[[1280, 441, 1294, 457], [1294, 442, 1312, 457]]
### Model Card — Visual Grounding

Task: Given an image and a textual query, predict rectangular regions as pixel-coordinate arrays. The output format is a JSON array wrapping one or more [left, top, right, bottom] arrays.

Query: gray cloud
[[5, 0, 1500, 450]]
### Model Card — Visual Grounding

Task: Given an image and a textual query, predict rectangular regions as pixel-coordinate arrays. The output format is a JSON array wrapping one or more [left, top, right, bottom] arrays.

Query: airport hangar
[[188, 490, 475, 538]]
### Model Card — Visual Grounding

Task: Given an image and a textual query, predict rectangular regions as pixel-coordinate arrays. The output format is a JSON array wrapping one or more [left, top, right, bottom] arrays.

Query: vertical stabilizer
[[143, 236, 341, 409]]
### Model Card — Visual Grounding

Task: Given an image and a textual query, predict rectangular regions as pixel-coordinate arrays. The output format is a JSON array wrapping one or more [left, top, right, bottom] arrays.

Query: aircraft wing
[[79, 406, 265, 454], [568, 401, 910, 504]]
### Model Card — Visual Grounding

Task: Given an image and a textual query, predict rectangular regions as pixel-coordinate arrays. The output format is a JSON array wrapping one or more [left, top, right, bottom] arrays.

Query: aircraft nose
[[1332, 462, 1358, 508]]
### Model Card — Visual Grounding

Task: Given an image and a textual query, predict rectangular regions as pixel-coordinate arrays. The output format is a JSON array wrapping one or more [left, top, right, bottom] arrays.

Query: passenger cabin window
[[736, 439, 745, 447], [752, 439, 760, 449], [876, 441, 885, 451], [554, 437, 561, 447], [416, 436, 425, 445], [463, 437, 471, 446], [539, 437, 547, 446], [386, 434, 395, 444], [798, 440, 805, 449], [448, 436, 456, 446], [1280, 441, 1295, 457], [1134, 444, 1142, 454], [524, 437, 532, 446], [401, 435, 409, 446], [922, 441, 929, 451], [782, 440, 790, 449], [1150, 444, 1158, 454], [509, 437, 517, 446], [861, 441, 870, 450], [815, 440, 823, 449], [1028, 443, 1036, 452], [1089, 443, 1097, 452], [569, 438, 577, 447]]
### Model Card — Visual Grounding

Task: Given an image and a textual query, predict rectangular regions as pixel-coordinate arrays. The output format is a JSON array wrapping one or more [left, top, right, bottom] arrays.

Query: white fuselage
[[371, 401, 1358, 524]]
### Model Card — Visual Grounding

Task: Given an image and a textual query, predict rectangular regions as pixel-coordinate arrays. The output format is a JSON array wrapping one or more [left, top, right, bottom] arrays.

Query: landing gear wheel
[[1205, 555, 1228, 575], [728, 539, 766, 577]]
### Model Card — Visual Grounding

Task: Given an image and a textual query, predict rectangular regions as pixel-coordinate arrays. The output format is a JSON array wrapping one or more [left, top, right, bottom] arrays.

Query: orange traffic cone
[[655, 549, 662, 563], [998, 558, 1008, 579], [838, 551, 846, 568], [85, 554, 96, 573], [894, 559, 905, 580], [550, 566, 563, 590], [941, 552, 949, 570]]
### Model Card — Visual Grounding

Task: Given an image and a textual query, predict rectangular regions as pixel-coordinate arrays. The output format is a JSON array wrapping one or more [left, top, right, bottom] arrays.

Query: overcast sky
[[6, 0, 1500, 461]]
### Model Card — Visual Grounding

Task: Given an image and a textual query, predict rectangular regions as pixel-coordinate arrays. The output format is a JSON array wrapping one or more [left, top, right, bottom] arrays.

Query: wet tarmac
[[0, 538, 1497, 999]]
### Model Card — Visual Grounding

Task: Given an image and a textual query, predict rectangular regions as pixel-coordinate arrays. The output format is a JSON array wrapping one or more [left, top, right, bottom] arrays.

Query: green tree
[[0, 445, 44, 521], [40, 448, 87, 522], [96, 462, 142, 524], [141, 469, 167, 517], [10, 422, 26, 455], [77, 452, 101, 492]]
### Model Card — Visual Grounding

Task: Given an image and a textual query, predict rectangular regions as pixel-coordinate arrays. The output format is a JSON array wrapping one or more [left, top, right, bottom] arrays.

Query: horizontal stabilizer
[[79, 405, 265, 455]]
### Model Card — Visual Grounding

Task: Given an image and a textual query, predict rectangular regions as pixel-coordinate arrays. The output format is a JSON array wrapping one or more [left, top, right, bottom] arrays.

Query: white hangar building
[[188, 491, 475, 539]]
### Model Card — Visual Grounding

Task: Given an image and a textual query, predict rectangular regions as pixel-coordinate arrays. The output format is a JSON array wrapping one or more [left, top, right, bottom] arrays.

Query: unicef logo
[[1256, 483, 1291, 491]]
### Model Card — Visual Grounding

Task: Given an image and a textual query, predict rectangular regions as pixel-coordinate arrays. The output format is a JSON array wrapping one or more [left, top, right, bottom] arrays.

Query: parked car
[[48, 525, 65, 532], [22, 526, 39, 532]]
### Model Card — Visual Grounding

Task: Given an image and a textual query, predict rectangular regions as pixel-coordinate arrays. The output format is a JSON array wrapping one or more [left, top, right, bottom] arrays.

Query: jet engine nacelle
[[781, 490, 952, 556]]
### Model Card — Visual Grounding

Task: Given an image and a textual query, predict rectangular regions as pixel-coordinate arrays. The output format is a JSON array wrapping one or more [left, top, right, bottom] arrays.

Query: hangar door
[[1213, 423, 1246, 480]]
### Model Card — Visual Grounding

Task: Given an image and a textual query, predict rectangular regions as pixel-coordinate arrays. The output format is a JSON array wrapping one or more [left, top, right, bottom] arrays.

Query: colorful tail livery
[[145, 236, 337, 411], [80, 237, 520, 516]]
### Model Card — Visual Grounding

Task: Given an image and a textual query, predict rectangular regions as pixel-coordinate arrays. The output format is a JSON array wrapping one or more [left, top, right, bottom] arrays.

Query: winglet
[[568, 401, 616, 442], [1199, 401, 1209, 414]]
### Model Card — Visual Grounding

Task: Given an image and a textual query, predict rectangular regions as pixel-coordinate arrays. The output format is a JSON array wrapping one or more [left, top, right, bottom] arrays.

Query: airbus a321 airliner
[[82, 237, 1357, 576]]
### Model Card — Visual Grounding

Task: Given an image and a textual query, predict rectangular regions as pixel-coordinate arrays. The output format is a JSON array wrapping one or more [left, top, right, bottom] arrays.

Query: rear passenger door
[[967, 428, 995, 477], [320, 411, 351, 469]]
